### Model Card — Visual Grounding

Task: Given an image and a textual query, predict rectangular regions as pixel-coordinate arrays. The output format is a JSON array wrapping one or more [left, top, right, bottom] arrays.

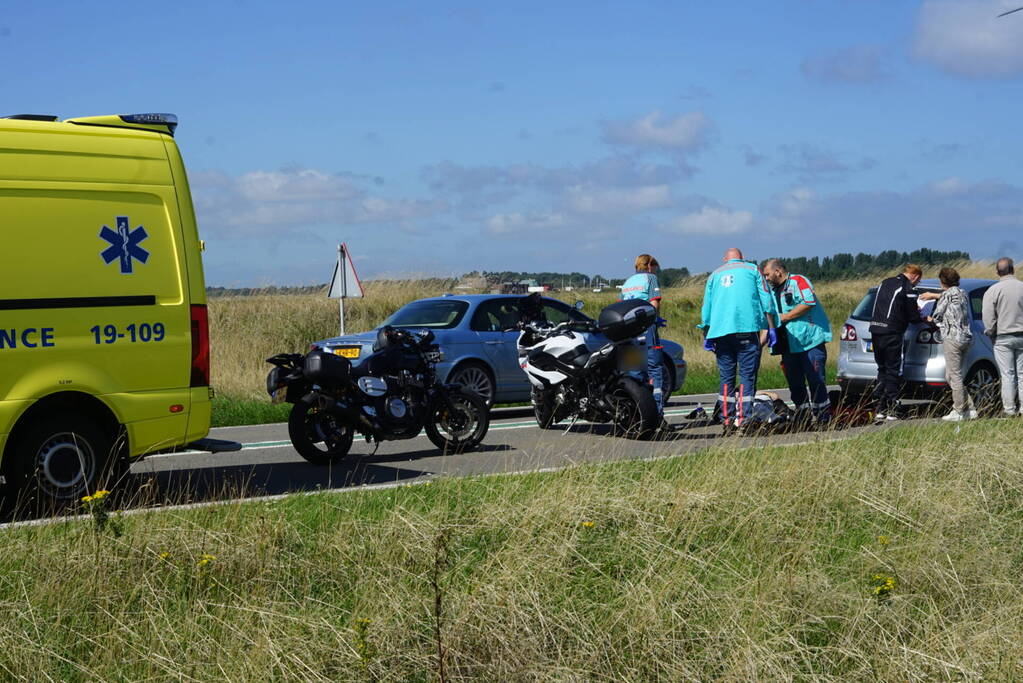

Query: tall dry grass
[[1, 418, 1021, 679], [209, 261, 995, 400]]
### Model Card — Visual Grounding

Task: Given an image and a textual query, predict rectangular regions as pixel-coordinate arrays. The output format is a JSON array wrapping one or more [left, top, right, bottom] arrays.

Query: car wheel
[[965, 363, 1001, 417], [659, 354, 676, 399], [448, 361, 496, 407]]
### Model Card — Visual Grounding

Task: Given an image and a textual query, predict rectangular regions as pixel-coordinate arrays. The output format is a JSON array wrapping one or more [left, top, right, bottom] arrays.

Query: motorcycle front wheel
[[532, 388, 565, 429], [287, 402, 356, 466], [425, 390, 490, 453], [609, 377, 659, 440]]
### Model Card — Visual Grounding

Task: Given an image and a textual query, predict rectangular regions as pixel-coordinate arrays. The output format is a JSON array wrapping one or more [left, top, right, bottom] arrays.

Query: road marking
[[158, 407, 726, 459]]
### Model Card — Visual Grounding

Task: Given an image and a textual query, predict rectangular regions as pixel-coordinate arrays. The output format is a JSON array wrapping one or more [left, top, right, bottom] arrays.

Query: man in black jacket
[[869, 264, 923, 421]]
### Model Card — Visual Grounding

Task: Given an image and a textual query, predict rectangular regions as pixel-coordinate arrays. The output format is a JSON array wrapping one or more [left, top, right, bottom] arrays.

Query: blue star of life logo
[[99, 216, 150, 274]]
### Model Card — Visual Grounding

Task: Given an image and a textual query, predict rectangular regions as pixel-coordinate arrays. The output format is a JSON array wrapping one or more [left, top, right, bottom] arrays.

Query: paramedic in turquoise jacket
[[621, 253, 665, 415], [699, 247, 778, 425], [764, 259, 832, 423]]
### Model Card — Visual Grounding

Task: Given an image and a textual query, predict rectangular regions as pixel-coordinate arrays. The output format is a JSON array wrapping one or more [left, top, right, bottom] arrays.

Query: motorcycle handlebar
[[515, 320, 596, 336]]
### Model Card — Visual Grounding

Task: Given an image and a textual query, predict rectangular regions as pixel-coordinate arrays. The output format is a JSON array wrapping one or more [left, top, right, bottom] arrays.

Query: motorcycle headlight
[[266, 367, 282, 396]]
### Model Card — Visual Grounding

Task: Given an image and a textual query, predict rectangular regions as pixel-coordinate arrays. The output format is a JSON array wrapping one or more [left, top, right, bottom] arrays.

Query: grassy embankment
[[208, 262, 992, 427], [3, 419, 1022, 678]]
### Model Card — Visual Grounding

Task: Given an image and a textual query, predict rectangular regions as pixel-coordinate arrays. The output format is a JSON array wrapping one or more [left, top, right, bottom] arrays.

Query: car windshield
[[381, 300, 469, 329]]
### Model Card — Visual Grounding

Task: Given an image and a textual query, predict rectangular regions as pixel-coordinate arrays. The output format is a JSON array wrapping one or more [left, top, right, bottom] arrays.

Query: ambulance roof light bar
[[120, 113, 178, 133], [63, 112, 178, 137]]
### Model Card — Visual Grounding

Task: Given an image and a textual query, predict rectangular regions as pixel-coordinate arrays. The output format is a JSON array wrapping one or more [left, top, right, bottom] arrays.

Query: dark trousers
[[872, 333, 904, 413], [714, 332, 761, 422], [782, 344, 830, 417]]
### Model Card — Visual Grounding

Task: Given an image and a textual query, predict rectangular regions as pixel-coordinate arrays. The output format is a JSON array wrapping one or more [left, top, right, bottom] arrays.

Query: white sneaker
[[942, 410, 966, 422], [962, 409, 977, 420], [874, 412, 899, 424]]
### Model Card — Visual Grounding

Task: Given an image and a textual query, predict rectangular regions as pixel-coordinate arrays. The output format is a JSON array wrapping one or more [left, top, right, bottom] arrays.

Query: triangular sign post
[[326, 243, 364, 335]]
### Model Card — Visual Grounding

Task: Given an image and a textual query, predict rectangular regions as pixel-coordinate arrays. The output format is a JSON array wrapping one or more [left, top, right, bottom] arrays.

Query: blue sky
[[7, 1, 1023, 285]]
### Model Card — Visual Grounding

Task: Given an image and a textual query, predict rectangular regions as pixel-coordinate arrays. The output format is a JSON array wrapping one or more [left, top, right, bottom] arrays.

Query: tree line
[[759, 248, 970, 282], [207, 248, 971, 296], [475, 267, 694, 288]]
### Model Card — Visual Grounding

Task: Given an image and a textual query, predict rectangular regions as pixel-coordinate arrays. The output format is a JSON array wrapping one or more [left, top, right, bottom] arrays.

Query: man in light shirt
[[982, 257, 1023, 416]]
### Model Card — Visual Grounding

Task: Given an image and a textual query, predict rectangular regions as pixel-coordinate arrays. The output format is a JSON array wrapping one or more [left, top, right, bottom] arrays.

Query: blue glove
[[703, 338, 715, 352], [767, 328, 778, 348]]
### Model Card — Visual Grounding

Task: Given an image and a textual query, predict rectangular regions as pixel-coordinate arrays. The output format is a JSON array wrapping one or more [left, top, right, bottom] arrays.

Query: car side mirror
[[574, 300, 584, 310]]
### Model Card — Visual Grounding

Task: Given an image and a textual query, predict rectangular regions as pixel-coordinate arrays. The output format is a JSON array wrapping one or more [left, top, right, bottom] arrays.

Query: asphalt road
[[123, 388, 906, 509]]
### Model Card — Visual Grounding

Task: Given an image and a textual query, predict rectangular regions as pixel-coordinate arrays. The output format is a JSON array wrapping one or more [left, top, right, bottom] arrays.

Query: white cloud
[[601, 110, 713, 151], [486, 212, 568, 235], [192, 166, 445, 235], [914, 0, 1023, 78], [662, 206, 754, 236], [926, 177, 971, 195], [235, 168, 361, 202], [564, 184, 673, 214]]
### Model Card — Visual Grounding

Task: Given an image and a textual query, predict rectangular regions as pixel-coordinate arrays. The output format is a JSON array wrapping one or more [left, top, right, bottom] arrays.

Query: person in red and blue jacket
[[763, 259, 833, 424]]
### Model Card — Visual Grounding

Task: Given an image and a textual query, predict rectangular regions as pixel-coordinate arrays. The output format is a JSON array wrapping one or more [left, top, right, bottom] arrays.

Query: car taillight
[[190, 304, 210, 387], [842, 324, 858, 341], [916, 327, 942, 344]]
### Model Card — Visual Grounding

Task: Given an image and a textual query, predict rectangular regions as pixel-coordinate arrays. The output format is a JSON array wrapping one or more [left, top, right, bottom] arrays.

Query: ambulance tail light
[[841, 324, 858, 341], [190, 304, 210, 387]]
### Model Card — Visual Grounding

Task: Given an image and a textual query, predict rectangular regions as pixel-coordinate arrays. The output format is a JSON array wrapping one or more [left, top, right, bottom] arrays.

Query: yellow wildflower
[[581, 521, 595, 528], [878, 535, 890, 546]]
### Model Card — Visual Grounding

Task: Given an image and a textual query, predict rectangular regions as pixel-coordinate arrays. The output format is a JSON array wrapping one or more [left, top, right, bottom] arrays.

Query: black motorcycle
[[266, 326, 489, 465]]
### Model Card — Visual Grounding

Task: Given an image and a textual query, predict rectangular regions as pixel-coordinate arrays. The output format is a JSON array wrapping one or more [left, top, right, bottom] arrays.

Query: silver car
[[311, 294, 687, 406], [837, 278, 1000, 410]]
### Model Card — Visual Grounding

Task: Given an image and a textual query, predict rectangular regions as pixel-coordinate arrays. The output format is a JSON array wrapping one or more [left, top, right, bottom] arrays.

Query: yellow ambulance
[[0, 113, 222, 510]]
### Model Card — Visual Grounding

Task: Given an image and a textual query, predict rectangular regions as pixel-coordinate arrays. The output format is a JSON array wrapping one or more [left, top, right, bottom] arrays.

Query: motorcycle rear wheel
[[288, 402, 356, 466], [425, 390, 490, 454], [609, 377, 659, 440]]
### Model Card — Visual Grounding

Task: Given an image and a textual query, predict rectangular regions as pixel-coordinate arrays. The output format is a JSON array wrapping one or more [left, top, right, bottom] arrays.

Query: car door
[[966, 286, 993, 367], [469, 298, 523, 388]]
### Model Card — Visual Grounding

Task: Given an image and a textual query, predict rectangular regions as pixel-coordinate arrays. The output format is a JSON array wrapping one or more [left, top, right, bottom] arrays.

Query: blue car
[[311, 294, 688, 406]]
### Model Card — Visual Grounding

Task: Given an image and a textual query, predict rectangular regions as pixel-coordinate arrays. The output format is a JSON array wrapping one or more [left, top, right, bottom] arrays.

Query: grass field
[[207, 261, 994, 425], [4, 418, 1022, 679]]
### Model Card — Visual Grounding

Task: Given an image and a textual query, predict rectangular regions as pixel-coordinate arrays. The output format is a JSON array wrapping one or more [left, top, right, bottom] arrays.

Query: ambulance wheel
[[5, 415, 113, 516], [609, 377, 659, 440]]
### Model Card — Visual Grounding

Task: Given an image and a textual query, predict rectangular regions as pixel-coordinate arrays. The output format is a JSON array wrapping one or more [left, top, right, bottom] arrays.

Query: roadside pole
[[327, 242, 364, 336]]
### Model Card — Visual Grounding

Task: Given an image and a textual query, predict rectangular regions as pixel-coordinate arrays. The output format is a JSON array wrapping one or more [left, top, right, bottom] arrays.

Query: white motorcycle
[[515, 294, 661, 439]]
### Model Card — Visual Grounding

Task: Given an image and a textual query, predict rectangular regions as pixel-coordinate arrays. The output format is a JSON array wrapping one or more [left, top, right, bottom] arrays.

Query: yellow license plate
[[624, 348, 645, 364], [334, 347, 360, 358]]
